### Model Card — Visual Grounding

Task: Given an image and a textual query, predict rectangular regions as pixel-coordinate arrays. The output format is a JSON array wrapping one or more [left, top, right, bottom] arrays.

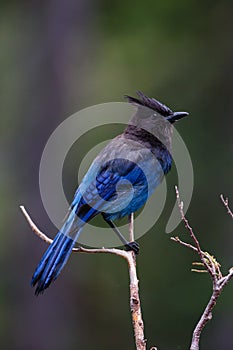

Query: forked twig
[[171, 188, 233, 350]]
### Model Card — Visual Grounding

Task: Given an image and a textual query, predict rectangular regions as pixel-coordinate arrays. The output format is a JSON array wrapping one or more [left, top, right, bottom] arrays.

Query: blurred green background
[[1, 0, 233, 349]]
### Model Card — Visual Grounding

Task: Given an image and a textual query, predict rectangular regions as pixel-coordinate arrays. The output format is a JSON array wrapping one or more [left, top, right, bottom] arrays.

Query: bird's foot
[[124, 241, 140, 255]]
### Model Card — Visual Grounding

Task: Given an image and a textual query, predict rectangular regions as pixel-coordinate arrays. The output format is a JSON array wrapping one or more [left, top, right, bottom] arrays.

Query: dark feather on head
[[125, 91, 173, 117]]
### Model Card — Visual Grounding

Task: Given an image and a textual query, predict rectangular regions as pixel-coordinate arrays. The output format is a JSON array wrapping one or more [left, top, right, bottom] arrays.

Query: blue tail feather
[[31, 232, 76, 295], [31, 233, 63, 285]]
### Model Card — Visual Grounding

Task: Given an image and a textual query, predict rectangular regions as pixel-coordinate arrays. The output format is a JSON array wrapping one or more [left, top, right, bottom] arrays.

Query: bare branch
[[129, 212, 135, 242], [171, 236, 198, 253], [20, 206, 127, 256], [175, 186, 214, 278], [174, 188, 233, 350], [220, 194, 233, 219], [218, 268, 233, 289], [20, 205, 148, 350], [20, 206, 53, 245]]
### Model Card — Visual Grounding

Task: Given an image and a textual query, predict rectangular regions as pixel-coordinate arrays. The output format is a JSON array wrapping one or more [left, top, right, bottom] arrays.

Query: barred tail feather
[[31, 232, 76, 295]]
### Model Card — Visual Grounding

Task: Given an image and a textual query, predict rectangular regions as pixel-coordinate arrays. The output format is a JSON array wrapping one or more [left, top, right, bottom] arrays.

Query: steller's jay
[[31, 91, 188, 295]]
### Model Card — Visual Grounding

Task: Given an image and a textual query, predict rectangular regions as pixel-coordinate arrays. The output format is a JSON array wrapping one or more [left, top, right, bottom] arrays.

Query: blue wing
[[31, 162, 131, 295], [31, 147, 160, 294]]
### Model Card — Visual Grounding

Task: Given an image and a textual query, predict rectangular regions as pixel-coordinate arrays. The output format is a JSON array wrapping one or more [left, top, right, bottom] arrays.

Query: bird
[[31, 91, 188, 295]]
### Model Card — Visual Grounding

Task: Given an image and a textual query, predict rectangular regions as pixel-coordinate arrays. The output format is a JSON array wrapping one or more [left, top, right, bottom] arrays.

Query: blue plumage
[[31, 91, 188, 295]]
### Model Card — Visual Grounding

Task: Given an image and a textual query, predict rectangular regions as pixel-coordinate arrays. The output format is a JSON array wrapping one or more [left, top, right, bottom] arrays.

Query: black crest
[[125, 91, 173, 117]]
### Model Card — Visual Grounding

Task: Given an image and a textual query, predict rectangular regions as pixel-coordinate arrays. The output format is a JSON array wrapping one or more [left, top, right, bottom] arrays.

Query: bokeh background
[[1, 0, 233, 349]]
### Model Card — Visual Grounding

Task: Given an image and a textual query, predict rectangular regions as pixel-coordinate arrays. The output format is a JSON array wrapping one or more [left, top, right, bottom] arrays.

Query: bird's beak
[[166, 111, 189, 123]]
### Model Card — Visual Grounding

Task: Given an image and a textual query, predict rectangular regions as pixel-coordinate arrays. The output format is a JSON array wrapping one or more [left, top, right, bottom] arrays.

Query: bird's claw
[[125, 241, 140, 255]]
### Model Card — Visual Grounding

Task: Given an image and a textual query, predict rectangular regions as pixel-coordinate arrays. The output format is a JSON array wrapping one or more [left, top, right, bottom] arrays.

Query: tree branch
[[129, 212, 135, 242], [220, 194, 233, 219], [20, 206, 151, 350], [174, 187, 214, 278], [172, 188, 233, 350]]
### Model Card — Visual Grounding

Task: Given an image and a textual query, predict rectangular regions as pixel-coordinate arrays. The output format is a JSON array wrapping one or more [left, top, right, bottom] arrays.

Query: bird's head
[[124, 91, 189, 151], [125, 91, 189, 124]]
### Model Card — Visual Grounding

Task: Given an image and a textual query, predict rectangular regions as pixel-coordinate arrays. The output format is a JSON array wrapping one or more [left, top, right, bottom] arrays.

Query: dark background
[[1, 0, 233, 349]]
